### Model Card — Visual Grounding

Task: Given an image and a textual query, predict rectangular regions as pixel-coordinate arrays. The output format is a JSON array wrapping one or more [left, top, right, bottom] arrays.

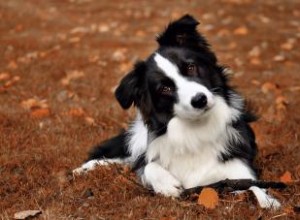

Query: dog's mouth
[[173, 103, 215, 122]]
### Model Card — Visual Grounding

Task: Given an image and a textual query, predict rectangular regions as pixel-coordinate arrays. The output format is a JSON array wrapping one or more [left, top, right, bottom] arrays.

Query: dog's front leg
[[141, 162, 183, 197]]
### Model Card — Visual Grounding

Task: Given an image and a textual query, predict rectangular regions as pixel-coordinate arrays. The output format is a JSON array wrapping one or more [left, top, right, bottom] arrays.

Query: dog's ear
[[115, 61, 146, 109], [157, 14, 209, 49]]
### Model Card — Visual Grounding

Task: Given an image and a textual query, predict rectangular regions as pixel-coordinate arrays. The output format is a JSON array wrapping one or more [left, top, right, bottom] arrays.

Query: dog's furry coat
[[74, 15, 280, 209]]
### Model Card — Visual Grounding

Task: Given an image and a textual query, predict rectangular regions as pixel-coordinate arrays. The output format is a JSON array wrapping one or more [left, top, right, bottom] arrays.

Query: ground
[[0, 0, 300, 219]]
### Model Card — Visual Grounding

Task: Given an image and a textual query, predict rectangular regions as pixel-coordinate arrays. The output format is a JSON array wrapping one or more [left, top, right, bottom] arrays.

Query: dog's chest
[[147, 117, 229, 188]]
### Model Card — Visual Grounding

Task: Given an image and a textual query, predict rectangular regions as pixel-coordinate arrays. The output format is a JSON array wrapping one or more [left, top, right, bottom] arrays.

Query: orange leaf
[[0, 72, 10, 81], [21, 98, 48, 110], [233, 26, 248, 35], [85, 116, 96, 125], [7, 60, 18, 70], [261, 82, 278, 94], [198, 187, 219, 209], [61, 70, 84, 86], [31, 108, 50, 118], [280, 171, 293, 183], [67, 108, 85, 117]]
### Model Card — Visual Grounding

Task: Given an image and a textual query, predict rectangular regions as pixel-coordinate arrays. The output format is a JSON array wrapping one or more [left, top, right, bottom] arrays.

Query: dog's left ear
[[157, 14, 209, 50], [115, 61, 146, 109]]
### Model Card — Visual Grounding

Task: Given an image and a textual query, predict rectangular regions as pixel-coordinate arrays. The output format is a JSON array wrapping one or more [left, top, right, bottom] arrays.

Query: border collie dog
[[74, 15, 280, 209]]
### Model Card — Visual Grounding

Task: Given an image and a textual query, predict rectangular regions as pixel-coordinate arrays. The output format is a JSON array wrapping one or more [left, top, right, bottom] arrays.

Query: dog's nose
[[191, 93, 207, 109]]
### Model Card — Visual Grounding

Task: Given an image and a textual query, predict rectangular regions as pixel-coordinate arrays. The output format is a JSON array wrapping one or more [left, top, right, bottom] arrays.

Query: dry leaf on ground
[[280, 38, 296, 50], [66, 107, 85, 117], [21, 98, 48, 110], [261, 82, 279, 94], [31, 108, 51, 118], [61, 70, 84, 86], [233, 26, 249, 35], [7, 60, 18, 70], [14, 210, 42, 219], [197, 187, 219, 209], [0, 72, 10, 81], [280, 171, 293, 183], [85, 116, 96, 125]]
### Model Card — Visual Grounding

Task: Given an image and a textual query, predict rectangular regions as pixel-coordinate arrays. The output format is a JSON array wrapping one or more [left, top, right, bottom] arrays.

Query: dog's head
[[115, 15, 232, 135]]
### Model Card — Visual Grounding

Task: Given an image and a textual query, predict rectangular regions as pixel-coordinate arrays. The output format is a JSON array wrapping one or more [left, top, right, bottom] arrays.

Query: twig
[[181, 179, 287, 198]]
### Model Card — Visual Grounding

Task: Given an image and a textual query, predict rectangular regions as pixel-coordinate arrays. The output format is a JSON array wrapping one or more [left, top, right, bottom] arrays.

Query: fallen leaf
[[251, 80, 261, 86], [135, 30, 146, 37], [98, 24, 110, 33], [12, 76, 21, 82], [85, 116, 96, 125], [273, 54, 285, 62], [67, 107, 85, 117], [7, 60, 18, 70], [57, 33, 67, 41], [248, 46, 261, 57], [31, 108, 51, 118], [21, 98, 48, 110], [69, 37, 81, 43], [3, 75, 21, 89], [261, 82, 278, 94], [289, 86, 300, 92], [119, 62, 132, 73], [112, 49, 127, 62], [227, 42, 237, 49], [250, 58, 261, 65], [217, 28, 231, 37], [276, 95, 288, 110], [280, 38, 296, 50], [61, 70, 84, 86], [280, 171, 293, 183], [88, 54, 100, 63], [259, 15, 271, 23], [70, 26, 89, 34], [198, 187, 219, 209], [4, 80, 14, 88], [233, 26, 248, 35], [14, 210, 42, 219], [0, 72, 10, 81]]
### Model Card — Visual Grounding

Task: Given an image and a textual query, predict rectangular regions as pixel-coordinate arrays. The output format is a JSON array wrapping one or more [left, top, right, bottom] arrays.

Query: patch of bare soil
[[0, 0, 299, 219]]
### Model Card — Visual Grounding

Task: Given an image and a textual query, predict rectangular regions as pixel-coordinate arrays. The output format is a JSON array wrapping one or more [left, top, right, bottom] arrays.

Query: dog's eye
[[187, 63, 197, 76], [158, 86, 173, 96]]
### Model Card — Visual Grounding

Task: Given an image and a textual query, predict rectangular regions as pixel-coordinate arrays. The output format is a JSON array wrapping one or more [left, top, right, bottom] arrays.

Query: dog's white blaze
[[154, 53, 215, 120]]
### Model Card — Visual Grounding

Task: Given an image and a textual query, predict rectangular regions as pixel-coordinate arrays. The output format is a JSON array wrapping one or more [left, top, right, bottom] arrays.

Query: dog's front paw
[[152, 176, 183, 197], [143, 162, 183, 197]]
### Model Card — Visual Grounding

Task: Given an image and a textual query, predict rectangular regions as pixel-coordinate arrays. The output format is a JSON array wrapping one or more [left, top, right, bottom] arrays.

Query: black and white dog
[[74, 15, 280, 209]]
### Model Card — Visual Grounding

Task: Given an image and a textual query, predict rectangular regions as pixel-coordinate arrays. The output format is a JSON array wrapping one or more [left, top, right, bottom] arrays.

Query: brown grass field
[[1, 0, 300, 219]]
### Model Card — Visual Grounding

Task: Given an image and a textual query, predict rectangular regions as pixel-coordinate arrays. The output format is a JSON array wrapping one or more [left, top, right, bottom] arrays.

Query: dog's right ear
[[115, 61, 146, 109]]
